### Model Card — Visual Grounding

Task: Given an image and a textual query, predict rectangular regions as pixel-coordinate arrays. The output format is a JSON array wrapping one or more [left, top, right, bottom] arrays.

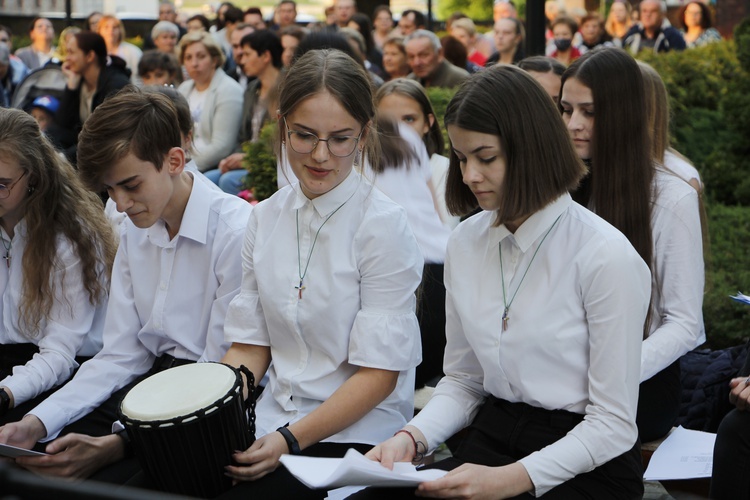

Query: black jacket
[[49, 56, 131, 163]]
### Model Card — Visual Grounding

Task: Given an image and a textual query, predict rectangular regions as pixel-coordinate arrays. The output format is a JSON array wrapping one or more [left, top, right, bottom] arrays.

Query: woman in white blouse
[[96, 15, 142, 82], [359, 65, 651, 498], [561, 47, 704, 443], [219, 49, 423, 499], [0, 108, 116, 425]]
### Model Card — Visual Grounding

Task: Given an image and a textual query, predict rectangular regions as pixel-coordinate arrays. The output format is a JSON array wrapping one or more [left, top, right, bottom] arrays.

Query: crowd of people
[[0, 0, 741, 498]]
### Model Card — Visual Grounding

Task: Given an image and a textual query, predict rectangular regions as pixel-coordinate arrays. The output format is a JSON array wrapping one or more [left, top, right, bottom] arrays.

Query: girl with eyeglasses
[[217, 49, 423, 499], [0, 108, 116, 426]]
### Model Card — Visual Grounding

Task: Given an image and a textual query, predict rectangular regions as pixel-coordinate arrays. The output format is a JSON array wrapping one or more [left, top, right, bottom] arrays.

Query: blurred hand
[[416, 462, 533, 500], [218, 153, 245, 173], [16, 433, 125, 480], [365, 430, 416, 470], [729, 376, 750, 410], [61, 62, 81, 90]]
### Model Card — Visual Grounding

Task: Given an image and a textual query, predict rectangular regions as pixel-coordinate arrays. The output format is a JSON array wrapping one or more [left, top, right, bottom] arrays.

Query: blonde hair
[[451, 17, 477, 38], [97, 14, 126, 44], [178, 31, 226, 69], [0, 108, 116, 337]]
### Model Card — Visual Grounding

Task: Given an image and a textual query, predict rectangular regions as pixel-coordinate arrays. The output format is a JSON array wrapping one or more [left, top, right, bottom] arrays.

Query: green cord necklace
[[295, 197, 353, 299], [499, 214, 562, 331]]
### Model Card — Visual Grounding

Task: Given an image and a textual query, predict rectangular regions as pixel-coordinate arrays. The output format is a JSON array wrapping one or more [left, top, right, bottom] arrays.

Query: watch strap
[[276, 425, 301, 455]]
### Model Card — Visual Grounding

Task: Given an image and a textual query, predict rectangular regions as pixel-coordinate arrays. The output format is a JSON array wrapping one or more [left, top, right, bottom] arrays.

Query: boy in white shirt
[[0, 88, 253, 480]]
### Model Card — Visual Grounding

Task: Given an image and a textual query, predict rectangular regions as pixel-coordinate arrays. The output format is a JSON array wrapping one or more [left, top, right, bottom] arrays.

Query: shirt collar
[[147, 172, 211, 246], [292, 169, 361, 217], [489, 193, 572, 252]]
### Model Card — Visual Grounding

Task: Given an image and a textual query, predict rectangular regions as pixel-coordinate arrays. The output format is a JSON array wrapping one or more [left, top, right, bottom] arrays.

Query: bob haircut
[[680, 1, 713, 30], [277, 49, 381, 171], [77, 87, 183, 192], [445, 65, 585, 223], [178, 31, 226, 69], [561, 47, 653, 271], [375, 78, 444, 157]]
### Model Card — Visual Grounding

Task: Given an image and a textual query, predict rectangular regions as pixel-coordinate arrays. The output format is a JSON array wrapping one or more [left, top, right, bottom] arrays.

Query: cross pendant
[[295, 280, 306, 299], [502, 308, 509, 332], [4, 252, 9, 269]]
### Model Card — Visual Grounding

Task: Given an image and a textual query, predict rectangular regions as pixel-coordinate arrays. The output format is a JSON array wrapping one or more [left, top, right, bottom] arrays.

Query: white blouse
[[0, 221, 107, 407], [224, 170, 424, 445], [371, 124, 451, 264], [409, 194, 651, 496], [30, 179, 252, 439], [642, 168, 705, 382]]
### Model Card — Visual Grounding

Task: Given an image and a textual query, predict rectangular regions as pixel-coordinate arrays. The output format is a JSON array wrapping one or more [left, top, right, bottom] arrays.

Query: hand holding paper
[[279, 448, 446, 489]]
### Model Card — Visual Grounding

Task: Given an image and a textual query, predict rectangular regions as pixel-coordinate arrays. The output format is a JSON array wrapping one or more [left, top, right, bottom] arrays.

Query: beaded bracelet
[[394, 429, 426, 462]]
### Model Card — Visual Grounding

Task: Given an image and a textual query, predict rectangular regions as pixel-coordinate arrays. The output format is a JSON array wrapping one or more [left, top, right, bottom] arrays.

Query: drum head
[[121, 363, 237, 421]]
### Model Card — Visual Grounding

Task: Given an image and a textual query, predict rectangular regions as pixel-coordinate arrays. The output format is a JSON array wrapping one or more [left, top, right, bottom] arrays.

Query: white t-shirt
[[410, 194, 651, 496], [30, 178, 253, 439], [189, 88, 209, 152], [224, 170, 424, 445]]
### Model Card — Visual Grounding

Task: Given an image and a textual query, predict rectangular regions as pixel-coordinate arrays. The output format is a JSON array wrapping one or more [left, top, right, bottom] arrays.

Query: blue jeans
[[204, 169, 247, 195]]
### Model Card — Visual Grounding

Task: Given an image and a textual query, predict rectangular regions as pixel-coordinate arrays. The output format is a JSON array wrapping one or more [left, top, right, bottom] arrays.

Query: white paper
[[0, 443, 48, 458], [325, 486, 367, 499], [280, 448, 446, 489], [730, 291, 750, 305], [643, 426, 716, 480]]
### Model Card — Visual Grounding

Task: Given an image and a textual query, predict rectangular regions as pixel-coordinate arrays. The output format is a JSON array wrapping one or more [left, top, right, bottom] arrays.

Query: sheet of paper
[[730, 292, 750, 305], [643, 426, 716, 480], [0, 442, 48, 458], [325, 486, 367, 499], [280, 448, 446, 489]]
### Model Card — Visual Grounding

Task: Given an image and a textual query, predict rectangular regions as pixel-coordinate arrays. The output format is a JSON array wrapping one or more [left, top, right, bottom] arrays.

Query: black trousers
[[636, 360, 681, 443], [122, 441, 372, 499], [349, 397, 643, 499], [710, 351, 750, 499], [415, 263, 446, 388]]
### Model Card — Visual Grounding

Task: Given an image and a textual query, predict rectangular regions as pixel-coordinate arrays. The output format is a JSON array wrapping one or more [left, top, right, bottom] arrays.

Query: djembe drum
[[118, 362, 256, 498]]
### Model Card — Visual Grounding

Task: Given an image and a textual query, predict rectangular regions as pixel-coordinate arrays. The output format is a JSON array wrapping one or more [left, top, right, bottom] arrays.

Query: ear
[[166, 147, 186, 175]]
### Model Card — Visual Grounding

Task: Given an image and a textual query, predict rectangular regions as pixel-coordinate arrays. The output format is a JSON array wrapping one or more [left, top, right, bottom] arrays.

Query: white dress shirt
[[0, 221, 107, 406], [409, 194, 651, 496], [641, 168, 705, 382], [370, 124, 451, 264], [224, 170, 424, 445], [30, 179, 252, 439]]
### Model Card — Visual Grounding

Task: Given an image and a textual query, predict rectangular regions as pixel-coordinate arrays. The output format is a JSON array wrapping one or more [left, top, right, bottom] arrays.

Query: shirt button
[[160, 283, 166, 290]]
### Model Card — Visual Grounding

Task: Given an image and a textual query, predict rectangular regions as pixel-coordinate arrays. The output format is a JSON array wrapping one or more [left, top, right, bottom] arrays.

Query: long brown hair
[[562, 48, 653, 336], [0, 108, 117, 337], [562, 48, 653, 269]]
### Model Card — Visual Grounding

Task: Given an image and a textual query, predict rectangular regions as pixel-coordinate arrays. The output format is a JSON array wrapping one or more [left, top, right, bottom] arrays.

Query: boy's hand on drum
[[16, 433, 124, 480], [226, 431, 288, 482], [415, 462, 533, 499], [0, 414, 47, 450]]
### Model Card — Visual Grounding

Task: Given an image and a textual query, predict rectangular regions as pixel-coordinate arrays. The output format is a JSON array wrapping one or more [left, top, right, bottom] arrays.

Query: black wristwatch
[[277, 426, 301, 455], [114, 427, 135, 458], [0, 388, 10, 417]]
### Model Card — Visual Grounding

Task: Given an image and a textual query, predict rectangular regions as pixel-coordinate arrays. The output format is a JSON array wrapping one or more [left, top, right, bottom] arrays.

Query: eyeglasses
[[284, 117, 362, 158], [0, 171, 28, 200]]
